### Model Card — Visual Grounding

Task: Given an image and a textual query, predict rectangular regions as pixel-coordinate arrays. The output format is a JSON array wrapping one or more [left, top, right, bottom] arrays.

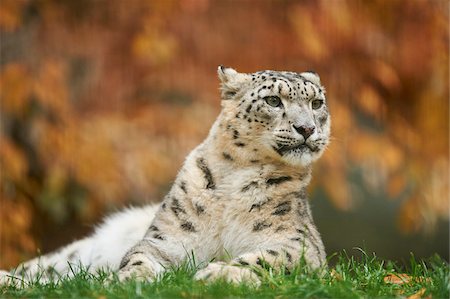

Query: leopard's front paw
[[194, 262, 260, 285], [116, 258, 155, 283]]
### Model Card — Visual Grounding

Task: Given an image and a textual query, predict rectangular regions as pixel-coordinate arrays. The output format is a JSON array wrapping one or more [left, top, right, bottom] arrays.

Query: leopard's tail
[[0, 204, 159, 286], [1, 237, 93, 285]]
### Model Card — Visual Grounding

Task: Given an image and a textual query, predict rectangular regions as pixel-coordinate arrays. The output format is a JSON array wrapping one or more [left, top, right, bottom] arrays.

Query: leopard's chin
[[282, 151, 315, 167], [274, 144, 323, 167]]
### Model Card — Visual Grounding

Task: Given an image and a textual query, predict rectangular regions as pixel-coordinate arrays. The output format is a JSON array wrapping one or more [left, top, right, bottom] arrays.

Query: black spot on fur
[[148, 224, 159, 232], [161, 203, 166, 210], [237, 259, 249, 266], [266, 176, 292, 186], [224, 91, 236, 100], [152, 248, 172, 264], [153, 233, 165, 240], [148, 225, 159, 232], [267, 249, 279, 256], [297, 228, 306, 235], [318, 114, 328, 125], [275, 225, 287, 232], [196, 158, 215, 189], [180, 181, 188, 194], [256, 258, 272, 269], [132, 261, 143, 266], [222, 152, 233, 161], [171, 197, 186, 218], [195, 203, 205, 215], [304, 225, 323, 258], [180, 221, 197, 232], [285, 251, 292, 263], [234, 142, 246, 147], [256, 258, 263, 266], [119, 257, 130, 270], [241, 181, 258, 192], [246, 104, 252, 113], [272, 201, 292, 216], [233, 129, 239, 139], [249, 197, 272, 212], [250, 159, 260, 163], [253, 220, 272, 232]]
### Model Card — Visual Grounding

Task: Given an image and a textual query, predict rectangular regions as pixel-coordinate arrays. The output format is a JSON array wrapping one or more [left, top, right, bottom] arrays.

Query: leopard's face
[[219, 67, 330, 167]]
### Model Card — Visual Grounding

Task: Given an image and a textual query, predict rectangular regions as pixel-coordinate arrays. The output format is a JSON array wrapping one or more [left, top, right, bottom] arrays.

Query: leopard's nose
[[293, 125, 315, 140]]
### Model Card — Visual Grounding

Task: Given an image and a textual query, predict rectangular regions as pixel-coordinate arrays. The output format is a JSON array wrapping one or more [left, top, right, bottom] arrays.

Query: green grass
[[1, 251, 448, 298]]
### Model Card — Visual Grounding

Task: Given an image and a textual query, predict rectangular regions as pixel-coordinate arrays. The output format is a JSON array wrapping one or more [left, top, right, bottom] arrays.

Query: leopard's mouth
[[274, 142, 320, 156]]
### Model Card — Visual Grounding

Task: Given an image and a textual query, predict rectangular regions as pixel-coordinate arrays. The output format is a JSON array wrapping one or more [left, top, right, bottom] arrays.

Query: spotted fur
[[1, 66, 330, 286]]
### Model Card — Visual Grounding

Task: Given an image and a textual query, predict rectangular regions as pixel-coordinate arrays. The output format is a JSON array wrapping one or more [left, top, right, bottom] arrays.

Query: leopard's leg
[[116, 209, 205, 282], [194, 225, 326, 285], [193, 246, 293, 285], [116, 239, 173, 282]]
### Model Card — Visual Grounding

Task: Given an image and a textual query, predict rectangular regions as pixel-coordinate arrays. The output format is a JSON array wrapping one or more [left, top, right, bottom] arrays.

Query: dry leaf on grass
[[330, 269, 343, 281], [384, 274, 431, 299], [384, 273, 411, 284], [407, 287, 428, 299]]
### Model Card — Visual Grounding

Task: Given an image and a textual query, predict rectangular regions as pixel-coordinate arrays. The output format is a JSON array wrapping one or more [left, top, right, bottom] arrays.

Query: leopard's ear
[[218, 65, 238, 83], [218, 66, 250, 100], [300, 71, 321, 86]]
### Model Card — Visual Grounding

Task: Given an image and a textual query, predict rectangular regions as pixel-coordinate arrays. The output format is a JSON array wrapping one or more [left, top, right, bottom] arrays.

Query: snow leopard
[[0, 66, 330, 286]]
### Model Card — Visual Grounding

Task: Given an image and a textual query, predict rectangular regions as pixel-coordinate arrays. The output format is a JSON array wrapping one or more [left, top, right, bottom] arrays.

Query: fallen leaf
[[330, 269, 343, 281], [407, 287, 427, 299], [384, 273, 411, 285]]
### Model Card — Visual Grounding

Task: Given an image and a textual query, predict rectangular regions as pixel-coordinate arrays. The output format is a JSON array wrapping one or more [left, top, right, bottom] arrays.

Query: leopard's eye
[[311, 99, 323, 110], [264, 96, 282, 107]]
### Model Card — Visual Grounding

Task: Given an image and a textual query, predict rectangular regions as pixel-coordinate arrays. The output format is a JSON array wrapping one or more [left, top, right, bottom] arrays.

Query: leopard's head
[[217, 66, 330, 167]]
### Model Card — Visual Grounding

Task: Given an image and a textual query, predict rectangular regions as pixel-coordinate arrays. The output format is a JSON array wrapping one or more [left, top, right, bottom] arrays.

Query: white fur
[[1, 205, 159, 284]]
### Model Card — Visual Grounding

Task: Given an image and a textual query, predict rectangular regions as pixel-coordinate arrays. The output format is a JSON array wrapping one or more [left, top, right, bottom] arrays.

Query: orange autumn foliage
[[0, 0, 448, 268]]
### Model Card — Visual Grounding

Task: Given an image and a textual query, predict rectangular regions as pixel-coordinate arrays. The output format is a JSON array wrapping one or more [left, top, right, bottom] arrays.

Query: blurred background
[[0, 0, 448, 269]]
